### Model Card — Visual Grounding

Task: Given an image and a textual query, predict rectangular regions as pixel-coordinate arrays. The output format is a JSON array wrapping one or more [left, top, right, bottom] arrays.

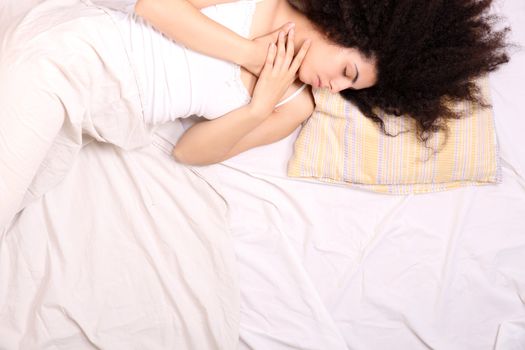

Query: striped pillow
[[287, 77, 501, 194]]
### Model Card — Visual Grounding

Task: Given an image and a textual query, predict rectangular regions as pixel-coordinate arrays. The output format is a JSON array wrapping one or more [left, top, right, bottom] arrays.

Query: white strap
[[274, 83, 308, 108]]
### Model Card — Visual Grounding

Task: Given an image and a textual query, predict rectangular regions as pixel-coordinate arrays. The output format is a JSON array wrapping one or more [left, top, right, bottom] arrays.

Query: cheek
[[308, 51, 336, 78], [298, 47, 329, 83], [300, 52, 322, 76], [298, 54, 312, 82]]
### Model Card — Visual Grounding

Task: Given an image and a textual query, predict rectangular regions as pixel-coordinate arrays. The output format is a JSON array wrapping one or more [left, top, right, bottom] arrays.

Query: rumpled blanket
[[0, 0, 156, 230]]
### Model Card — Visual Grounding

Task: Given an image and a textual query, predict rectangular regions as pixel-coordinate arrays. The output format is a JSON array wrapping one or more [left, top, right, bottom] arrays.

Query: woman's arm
[[173, 88, 314, 166], [134, 0, 293, 75], [173, 29, 311, 165], [135, 0, 249, 67], [172, 104, 266, 165], [185, 0, 238, 9]]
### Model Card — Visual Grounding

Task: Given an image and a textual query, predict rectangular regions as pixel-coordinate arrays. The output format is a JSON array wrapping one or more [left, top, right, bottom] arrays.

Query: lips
[[315, 75, 321, 88]]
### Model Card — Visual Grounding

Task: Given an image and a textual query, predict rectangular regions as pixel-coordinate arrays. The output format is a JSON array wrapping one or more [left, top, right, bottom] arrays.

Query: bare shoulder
[[274, 82, 315, 122], [221, 82, 314, 160]]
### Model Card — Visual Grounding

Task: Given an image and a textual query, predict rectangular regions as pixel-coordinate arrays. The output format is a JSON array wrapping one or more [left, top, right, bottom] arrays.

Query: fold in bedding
[[0, 0, 155, 230], [0, 131, 241, 349]]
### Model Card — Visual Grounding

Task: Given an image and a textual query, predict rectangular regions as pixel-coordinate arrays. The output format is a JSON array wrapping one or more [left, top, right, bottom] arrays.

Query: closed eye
[[345, 64, 359, 84]]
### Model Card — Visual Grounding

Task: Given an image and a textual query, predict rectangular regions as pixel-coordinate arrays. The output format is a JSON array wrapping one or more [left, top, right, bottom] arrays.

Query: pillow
[[287, 77, 501, 194]]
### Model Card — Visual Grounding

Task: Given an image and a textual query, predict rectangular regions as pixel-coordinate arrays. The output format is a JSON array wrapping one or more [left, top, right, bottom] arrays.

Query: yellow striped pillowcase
[[287, 77, 501, 194]]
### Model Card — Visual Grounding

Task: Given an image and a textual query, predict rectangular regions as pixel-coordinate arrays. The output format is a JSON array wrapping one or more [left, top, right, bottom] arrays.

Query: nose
[[329, 82, 340, 93], [329, 80, 343, 93], [330, 81, 352, 93], [330, 76, 354, 93]]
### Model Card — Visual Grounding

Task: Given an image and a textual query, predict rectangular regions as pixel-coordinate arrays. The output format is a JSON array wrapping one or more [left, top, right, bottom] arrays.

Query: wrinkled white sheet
[[194, 160, 525, 350], [0, 127, 241, 349], [0, 0, 157, 229], [1, 1, 240, 348], [1, 0, 524, 350]]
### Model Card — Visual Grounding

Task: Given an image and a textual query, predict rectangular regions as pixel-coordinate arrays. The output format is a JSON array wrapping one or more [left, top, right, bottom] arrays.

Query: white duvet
[[0, 135, 240, 349], [1, 0, 525, 349]]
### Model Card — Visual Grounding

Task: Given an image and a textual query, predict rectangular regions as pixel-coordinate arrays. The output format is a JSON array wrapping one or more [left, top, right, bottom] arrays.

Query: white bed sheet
[[1, 1, 525, 350], [0, 128, 241, 349]]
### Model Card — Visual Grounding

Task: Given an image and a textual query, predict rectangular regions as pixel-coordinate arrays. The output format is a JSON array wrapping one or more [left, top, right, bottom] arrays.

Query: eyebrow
[[352, 63, 359, 84]]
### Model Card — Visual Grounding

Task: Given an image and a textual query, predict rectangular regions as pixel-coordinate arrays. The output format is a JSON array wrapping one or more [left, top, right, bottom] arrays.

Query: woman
[[129, 0, 380, 165], [0, 0, 511, 228], [135, 0, 512, 145]]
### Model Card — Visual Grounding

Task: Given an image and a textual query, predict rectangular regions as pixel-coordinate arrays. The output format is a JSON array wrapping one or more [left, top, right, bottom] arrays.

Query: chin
[[298, 68, 310, 86]]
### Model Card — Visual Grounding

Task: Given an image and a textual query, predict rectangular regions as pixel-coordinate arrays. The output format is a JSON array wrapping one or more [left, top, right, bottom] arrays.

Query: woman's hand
[[248, 29, 311, 117], [242, 22, 296, 77]]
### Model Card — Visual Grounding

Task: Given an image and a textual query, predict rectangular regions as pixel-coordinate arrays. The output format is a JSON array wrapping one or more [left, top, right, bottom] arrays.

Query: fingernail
[[287, 22, 295, 28]]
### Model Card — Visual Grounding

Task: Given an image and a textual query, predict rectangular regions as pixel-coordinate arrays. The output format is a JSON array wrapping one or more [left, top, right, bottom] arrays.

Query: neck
[[272, 0, 318, 49]]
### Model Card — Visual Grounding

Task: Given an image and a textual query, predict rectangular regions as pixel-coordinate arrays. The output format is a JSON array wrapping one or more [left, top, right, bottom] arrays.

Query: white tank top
[[107, 0, 307, 125]]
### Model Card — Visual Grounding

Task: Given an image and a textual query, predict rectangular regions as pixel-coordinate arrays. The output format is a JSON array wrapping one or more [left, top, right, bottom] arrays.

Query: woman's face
[[298, 34, 378, 92]]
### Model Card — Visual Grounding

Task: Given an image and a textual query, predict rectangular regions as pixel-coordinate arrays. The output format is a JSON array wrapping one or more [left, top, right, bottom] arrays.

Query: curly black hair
[[289, 0, 515, 146]]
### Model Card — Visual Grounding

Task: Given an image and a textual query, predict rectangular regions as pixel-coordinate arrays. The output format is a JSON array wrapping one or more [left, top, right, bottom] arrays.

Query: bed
[[1, 0, 524, 349]]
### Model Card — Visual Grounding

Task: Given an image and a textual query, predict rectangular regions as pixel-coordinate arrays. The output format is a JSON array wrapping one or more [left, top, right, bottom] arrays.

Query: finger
[[289, 39, 311, 74], [273, 22, 295, 40], [273, 31, 286, 73], [283, 22, 295, 33], [262, 42, 277, 75], [253, 22, 295, 46], [282, 28, 295, 70]]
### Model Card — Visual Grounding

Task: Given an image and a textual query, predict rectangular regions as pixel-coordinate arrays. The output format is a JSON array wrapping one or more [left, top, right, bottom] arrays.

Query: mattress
[[1, 0, 524, 349]]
